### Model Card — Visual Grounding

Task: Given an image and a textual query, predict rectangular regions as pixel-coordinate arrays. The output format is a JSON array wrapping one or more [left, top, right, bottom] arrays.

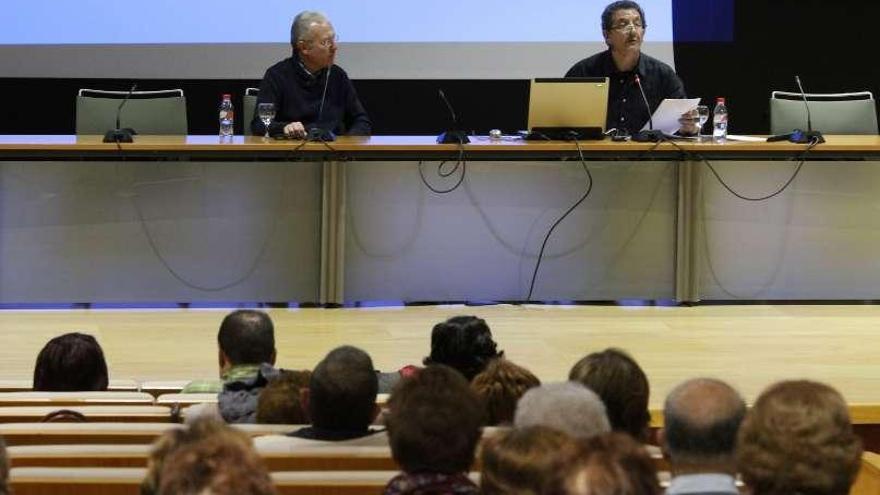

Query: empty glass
[[696, 105, 710, 140], [257, 103, 276, 139]]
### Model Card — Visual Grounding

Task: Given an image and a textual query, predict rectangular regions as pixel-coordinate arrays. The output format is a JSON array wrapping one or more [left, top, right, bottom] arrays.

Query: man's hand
[[283, 122, 307, 139], [677, 110, 699, 136]]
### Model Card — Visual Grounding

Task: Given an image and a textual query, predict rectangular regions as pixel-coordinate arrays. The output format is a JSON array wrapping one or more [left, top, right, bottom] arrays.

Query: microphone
[[306, 64, 336, 142], [791, 75, 824, 143], [631, 75, 665, 142], [436, 89, 470, 144], [103, 84, 138, 143]]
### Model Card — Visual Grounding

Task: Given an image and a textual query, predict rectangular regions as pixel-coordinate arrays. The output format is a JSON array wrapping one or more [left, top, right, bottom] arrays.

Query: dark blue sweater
[[250, 55, 372, 136]]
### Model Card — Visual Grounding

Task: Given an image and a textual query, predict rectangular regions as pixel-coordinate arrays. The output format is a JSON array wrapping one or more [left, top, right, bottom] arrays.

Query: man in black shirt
[[251, 11, 371, 138], [566, 1, 690, 136]]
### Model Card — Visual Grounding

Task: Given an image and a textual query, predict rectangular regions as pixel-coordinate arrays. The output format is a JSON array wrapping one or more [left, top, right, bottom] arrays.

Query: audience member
[[471, 357, 540, 426], [480, 425, 580, 495], [255, 369, 311, 424], [0, 437, 7, 495], [737, 380, 862, 495], [545, 432, 662, 495], [254, 345, 385, 449], [423, 315, 503, 381], [569, 347, 650, 441], [155, 419, 275, 495], [33, 332, 109, 391], [183, 309, 280, 423], [383, 364, 484, 495], [660, 378, 746, 495], [514, 382, 610, 440]]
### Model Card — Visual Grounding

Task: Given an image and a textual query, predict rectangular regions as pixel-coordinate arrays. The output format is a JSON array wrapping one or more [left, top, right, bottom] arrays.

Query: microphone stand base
[[103, 129, 135, 143], [437, 131, 470, 144], [631, 130, 666, 142], [789, 130, 824, 144]]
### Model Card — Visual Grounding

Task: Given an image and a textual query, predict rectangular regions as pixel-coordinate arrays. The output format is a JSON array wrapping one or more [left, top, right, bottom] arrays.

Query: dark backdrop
[[3, 1, 878, 136]]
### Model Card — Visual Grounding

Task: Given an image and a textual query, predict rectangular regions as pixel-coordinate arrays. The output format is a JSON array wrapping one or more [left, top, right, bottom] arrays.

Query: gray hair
[[290, 11, 329, 49], [514, 382, 610, 439]]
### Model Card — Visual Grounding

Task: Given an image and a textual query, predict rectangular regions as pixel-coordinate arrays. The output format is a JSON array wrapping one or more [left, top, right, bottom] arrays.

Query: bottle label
[[219, 110, 234, 121]]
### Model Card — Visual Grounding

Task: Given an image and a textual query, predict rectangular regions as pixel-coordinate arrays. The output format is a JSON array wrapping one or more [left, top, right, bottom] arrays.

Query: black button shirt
[[565, 50, 686, 134]]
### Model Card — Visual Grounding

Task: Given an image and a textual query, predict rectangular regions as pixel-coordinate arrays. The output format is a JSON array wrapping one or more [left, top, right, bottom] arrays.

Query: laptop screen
[[527, 78, 610, 135]]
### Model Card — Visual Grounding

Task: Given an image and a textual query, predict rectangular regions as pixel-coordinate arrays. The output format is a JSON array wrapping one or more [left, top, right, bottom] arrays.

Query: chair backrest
[[155, 393, 218, 407], [852, 451, 880, 495], [0, 391, 154, 407], [769, 91, 878, 135], [244, 87, 260, 135], [0, 405, 172, 423], [76, 88, 188, 135], [0, 379, 139, 393]]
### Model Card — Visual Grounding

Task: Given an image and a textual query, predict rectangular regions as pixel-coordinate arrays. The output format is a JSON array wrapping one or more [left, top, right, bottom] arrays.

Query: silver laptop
[[527, 77, 609, 140]]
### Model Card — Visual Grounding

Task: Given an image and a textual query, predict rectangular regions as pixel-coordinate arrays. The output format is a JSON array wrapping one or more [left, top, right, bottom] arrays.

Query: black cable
[[688, 138, 820, 201], [526, 140, 594, 302], [418, 141, 466, 194]]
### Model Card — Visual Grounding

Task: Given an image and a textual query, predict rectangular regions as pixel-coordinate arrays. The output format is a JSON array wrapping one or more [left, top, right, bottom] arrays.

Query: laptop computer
[[526, 77, 609, 140]]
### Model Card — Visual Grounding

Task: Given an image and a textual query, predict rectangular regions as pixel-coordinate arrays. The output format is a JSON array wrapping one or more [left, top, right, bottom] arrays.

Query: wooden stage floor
[[0, 304, 878, 409]]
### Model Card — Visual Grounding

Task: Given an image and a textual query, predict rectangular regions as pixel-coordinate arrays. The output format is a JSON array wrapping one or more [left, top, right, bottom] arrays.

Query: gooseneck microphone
[[306, 64, 336, 142], [631, 75, 665, 142], [103, 84, 138, 143], [794, 75, 824, 143], [436, 89, 470, 144]]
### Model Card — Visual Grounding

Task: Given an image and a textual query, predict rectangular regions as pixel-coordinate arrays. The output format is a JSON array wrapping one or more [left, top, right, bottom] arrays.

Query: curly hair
[[471, 358, 540, 426], [480, 426, 580, 495], [423, 316, 503, 381], [736, 380, 862, 495], [569, 348, 650, 441]]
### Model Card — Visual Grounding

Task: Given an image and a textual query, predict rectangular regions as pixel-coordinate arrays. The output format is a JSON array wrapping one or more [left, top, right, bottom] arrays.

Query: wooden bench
[[852, 451, 880, 495], [0, 379, 140, 393], [0, 406, 172, 424], [155, 392, 217, 407], [0, 391, 155, 407], [0, 422, 297, 446]]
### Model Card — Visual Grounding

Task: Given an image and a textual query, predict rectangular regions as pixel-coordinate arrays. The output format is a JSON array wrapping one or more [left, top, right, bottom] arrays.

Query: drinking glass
[[696, 105, 710, 140], [257, 103, 276, 139]]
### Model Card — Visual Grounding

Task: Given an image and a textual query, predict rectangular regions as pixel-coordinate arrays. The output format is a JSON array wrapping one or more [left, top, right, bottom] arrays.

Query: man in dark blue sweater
[[251, 11, 372, 138]]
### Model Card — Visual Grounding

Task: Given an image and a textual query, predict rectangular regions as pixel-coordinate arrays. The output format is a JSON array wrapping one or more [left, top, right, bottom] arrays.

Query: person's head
[[256, 369, 312, 425], [480, 425, 581, 495], [290, 11, 337, 72], [304, 346, 378, 431], [423, 315, 503, 381], [387, 364, 484, 474], [216, 310, 276, 375], [545, 432, 662, 495], [601, 1, 646, 55], [471, 358, 541, 426], [568, 348, 650, 441], [661, 378, 746, 473], [514, 382, 611, 440], [32, 332, 109, 391], [155, 418, 275, 495], [737, 380, 862, 495]]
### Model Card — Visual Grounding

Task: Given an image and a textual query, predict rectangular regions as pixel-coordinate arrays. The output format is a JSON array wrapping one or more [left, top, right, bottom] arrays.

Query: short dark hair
[[309, 346, 378, 431], [546, 433, 661, 495], [601, 1, 647, 31], [663, 378, 746, 465], [569, 348, 650, 441], [256, 370, 311, 425], [217, 310, 275, 365], [388, 364, 484, 474], [423, 316, 503, 381], [33, 332, 109, 391]]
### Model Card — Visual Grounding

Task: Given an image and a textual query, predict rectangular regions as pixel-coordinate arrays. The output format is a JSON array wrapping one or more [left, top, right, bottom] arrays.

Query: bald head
[[663, 378, 746, 467]]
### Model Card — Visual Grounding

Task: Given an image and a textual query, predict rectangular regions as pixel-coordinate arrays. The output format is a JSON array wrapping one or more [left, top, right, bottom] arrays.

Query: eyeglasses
[[610, 21, 644, 32], [308, 34, 338, 48]]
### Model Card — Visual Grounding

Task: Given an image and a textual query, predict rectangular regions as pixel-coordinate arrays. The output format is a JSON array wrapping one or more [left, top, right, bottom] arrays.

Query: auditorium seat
[[137, 380, 188, 397], [0, 422, 296, 446], [0, 405, 172, 424], [75, 88, 188, 136], [0, 379, 139, 393], [243, 87, 260, 135], [852, 451, 880, 495], [155, 392, 218, 407], [0, 391, 154, 407]]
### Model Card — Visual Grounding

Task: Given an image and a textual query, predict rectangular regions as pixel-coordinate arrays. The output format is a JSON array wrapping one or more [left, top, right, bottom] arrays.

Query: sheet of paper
[[640, 98, 701, 134], [726, 135, 768, 142]]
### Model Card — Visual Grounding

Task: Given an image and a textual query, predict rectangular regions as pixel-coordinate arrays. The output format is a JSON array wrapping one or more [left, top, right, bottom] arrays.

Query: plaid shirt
[[180, 364, 263, 394]]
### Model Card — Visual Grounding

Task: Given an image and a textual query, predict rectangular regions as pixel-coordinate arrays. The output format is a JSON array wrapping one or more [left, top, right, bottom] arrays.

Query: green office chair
[[76, 88, 188, 135], [770, 91, 878, 135], [243, 87, 260, 135]]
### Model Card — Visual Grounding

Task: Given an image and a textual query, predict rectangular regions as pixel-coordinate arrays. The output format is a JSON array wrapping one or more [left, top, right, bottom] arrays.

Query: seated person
[[148, 418, 275, 495], [182, 310, 280, 424], [736, 380, 862, 495], [255, 369, 311, 424], [545, 432, 662, 495], [471, 357, 540, 426], [251, 10, 371, 138], [569, 348, 651, 442], [565, 1, 691, 136], [480, 425, 580, 495], [254, 345, 386, 449], [383, 365, 484, 495], [424, 315, 503, 381], [514, 382, 610, 440], [33, 332, 108, 391]]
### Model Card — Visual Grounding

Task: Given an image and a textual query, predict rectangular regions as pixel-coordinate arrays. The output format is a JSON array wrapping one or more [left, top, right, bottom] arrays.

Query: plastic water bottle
[[219, 94, 234, 137], [712, 97, 728, 142]]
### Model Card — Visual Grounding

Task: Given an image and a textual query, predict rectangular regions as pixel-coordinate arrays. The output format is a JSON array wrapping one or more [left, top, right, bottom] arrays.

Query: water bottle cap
[[222, 94, 231, 99], [716, 97, 726, 103]]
